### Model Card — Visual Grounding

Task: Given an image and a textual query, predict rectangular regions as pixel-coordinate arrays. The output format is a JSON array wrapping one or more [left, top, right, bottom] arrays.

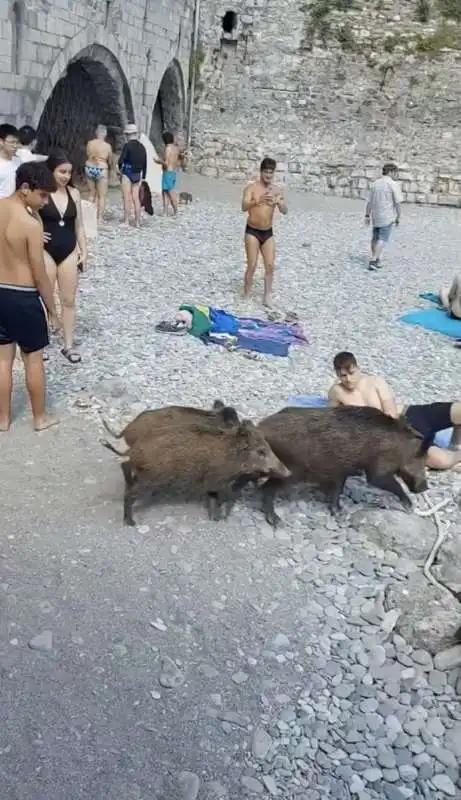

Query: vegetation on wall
[[189, 41, 205, 103], [300, 0, 361, 50], [438, 0, 461, 21], [415, 0, 431, 22]]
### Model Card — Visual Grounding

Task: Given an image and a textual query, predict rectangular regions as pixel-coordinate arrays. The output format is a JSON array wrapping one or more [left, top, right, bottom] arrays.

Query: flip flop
[[61, 348, 81, 363]]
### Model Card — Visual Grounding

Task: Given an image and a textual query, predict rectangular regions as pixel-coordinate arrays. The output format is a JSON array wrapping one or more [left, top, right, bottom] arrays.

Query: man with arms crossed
[[328, 351, 461, 471], [0, 162, 60, 431], [365, 162, 402, 271], [242, 157, 287, 308]]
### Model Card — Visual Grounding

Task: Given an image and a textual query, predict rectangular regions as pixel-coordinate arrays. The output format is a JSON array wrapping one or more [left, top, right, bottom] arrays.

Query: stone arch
[[149, 59, 186, 154], [34, 32, 134, 178]]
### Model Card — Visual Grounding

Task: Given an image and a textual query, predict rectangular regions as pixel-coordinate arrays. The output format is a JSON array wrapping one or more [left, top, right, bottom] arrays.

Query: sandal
[[61, 348, 81, 363]]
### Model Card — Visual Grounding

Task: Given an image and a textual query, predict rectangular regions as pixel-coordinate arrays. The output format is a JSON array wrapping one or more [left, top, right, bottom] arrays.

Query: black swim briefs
[[0, 284, 49, 353], [245, 224, 273, 245], [403, 402, 453, 442]]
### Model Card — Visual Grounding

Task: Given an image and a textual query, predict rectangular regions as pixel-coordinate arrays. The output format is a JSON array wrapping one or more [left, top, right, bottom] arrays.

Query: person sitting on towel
[[439, 276, 461, 320], [328, 351, 461, 472]]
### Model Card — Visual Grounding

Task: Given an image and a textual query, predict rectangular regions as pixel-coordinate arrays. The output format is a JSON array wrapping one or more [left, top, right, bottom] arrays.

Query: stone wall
[[192, 0, 461, 205], [0, 0, 193, 144]]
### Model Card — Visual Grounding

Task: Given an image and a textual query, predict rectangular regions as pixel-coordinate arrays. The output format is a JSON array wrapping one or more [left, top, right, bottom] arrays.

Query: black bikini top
[[40, 188, 77, 223]]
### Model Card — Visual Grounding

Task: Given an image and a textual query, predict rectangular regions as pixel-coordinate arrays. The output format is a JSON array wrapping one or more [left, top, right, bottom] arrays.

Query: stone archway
[[35, 43, 134, 178], [149, 59, 185, 154]]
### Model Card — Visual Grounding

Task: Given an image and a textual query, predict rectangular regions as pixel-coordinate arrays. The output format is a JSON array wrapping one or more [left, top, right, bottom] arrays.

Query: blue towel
[[237, 334, 289, 356], [286, 394, 329, 408], [419, 292, 441, 305], [399, 307, 461, 339], [286, 395, 453, 449]]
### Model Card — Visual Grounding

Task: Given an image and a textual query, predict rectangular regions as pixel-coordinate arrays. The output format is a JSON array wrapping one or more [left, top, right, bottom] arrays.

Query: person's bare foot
[[262, 295, 272, 308], [0, 417, 11, 432], [34, 416, 60, 432]]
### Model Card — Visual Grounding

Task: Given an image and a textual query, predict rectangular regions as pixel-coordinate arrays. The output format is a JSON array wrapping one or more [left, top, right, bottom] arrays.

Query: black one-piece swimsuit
[[40, 188, 77, 265]]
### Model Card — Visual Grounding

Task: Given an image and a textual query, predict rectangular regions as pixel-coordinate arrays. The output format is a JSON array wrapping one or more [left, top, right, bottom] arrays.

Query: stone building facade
[[0, 0, 194, 167], [192, 0, 461, 205]]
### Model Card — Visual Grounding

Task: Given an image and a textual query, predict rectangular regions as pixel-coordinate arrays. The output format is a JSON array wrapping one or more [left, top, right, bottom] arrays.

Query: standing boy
[[365, 163, 402, 271]]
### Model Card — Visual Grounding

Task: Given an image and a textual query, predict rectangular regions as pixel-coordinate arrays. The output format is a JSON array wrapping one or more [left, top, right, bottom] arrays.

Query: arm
[[71, 188, 88, 267], [118, 143, 127, 170], [376, 377, 399, 418], [365, 192, 371, 222], [392, 182, 403, 223], [242, 185, 258, 213], [327, 384, 343, 407], [275, 190, 287, 215], [26, 219, 57, 317]]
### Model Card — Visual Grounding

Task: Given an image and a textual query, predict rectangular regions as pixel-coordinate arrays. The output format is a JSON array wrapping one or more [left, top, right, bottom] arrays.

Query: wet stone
[[431, 774, 457, 796], [241, 776, 264, 794]]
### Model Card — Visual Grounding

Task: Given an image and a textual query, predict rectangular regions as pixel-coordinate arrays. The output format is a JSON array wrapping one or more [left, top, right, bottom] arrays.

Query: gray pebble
[[425, 716, 445, 737], [231, 671, 249, 685], [398, 764, 417, 782], [28, 630, 53, 652], [159, 656, 185, 689], [262, 776, 277, 796], [241, 776, 264, 794], [431, 774, 457, 796], [177, 771, 200, 800], [411, 649, 433, 669], [360, 698, 379, 714], [427, 745, 458, 769], [251, 727, 273, 760], [272, 633, 290, 649], [382, 769, 400, 783], [376, 747, 396, 769]]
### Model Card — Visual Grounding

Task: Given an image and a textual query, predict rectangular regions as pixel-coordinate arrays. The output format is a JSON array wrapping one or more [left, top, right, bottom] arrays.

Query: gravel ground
[[2, 174, 461, 799]]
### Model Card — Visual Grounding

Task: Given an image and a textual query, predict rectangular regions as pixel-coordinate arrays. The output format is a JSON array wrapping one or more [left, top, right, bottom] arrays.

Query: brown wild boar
[[257, 405, 429, 527], [100, 399, 238, 448], [102, 419, 291, 526]]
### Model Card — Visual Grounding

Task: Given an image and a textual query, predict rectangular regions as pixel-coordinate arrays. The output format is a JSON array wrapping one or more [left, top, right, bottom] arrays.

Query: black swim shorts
[[245, 224, 273, 245], [0, 284, 49, 353], [403, 402, 453, 442]]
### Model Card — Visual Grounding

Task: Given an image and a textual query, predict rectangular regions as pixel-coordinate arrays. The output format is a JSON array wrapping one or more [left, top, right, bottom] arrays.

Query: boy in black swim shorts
[[0, 162, 60, 431]]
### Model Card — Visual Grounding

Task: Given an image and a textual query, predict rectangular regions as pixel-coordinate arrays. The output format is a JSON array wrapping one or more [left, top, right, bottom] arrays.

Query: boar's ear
[[212, 399, 225, 411], [220, 406, 239, 425]]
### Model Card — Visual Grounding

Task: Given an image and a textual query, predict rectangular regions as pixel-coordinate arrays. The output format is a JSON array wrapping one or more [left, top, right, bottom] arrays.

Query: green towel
[[179, 304, 211, 337]]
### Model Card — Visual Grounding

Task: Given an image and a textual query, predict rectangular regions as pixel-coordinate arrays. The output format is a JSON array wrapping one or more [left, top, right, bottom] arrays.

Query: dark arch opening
[[36, 50, 134, 180], [222, 10, 237, 34], [149, 60, 185, 154]]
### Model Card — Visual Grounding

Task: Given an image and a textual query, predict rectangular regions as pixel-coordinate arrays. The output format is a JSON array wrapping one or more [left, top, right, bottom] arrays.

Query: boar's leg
[[327, 477, 347, 514], [206, 492, 222, 522], [261, 479, 283, 528], [366, 471, 412, 509], [121, 460, 134, 486], [123, 482, 138, 526]]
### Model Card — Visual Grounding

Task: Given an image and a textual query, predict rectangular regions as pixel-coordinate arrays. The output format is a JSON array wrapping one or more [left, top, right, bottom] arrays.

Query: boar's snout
[[262, 447, 291, 479], [401, 467, 428, 494]]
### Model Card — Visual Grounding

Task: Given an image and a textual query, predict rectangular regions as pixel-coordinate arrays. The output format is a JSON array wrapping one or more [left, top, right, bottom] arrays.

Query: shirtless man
[[328, 351, 461, 471], [155, 131, 179, 217], [242, 157, 287, 307], [0, 162, 60, 431], [85, 125, 112, 221]]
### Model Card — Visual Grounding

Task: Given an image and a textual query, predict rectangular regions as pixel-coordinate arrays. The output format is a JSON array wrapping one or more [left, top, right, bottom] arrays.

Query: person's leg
[[96, 174, 109, 220], [370, 229, 378, 261], [162, 190, 169, 216], [426, 445, 461, 470], [260, 235, 276, 307], [21, 349, 59, 430], [131, 181, 142, 227], [86, 175, 96, 204], [167, 189, 178, 216], [0, 343, 15, 431], [243, 232, 260, 298], [449, 402, 461, 448], [121, 175, 132, 224], [374, 224, 393, 265], [56, 250, 80, 361]]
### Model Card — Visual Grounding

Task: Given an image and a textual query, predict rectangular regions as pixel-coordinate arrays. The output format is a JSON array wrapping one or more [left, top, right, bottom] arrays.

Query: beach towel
[[399, 307, 461, 339], [285, 394, 453, 449], [202, 309, 308, 356]]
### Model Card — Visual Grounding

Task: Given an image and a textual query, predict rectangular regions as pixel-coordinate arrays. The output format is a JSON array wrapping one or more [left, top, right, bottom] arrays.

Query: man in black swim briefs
[[0, 162, 61, 432], [241, 157, 287, 308], [328, 351, 461, 472]]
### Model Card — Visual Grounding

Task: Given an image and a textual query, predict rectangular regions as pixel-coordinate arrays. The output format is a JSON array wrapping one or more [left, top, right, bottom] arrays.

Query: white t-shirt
[[16, 147, 48, 164], [368, 175, 403, 228], [0, 155, 20, 199]]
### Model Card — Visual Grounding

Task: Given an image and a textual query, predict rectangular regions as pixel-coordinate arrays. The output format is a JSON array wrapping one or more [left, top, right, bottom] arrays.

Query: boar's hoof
[[206, 493, 222, 522], [265, 509, 282, 529]]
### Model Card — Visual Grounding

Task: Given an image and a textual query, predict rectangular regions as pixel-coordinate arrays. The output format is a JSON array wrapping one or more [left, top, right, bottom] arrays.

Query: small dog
[[179, 191, 193, 205]]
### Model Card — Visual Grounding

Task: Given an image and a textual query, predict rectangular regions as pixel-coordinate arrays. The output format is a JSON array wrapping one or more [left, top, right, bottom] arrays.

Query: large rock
[[385, 572, 461, 653], [349, 509, 436, 563], [432, 530, 461, 595]]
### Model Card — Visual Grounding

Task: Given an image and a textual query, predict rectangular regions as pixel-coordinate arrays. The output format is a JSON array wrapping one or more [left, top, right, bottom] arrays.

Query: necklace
[[54, 191, 67, 227]]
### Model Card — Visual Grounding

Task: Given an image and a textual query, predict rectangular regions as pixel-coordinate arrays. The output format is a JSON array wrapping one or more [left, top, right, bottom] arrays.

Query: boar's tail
[[98, 413, 123, 439], [100, 438, 129, 457]]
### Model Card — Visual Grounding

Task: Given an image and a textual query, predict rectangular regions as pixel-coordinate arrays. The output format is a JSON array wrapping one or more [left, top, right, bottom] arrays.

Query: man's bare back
[[86, 138, 112, 167], [0, 197, 44, 287], [164, 142, 179, 172], [328, 373, 403, 417]]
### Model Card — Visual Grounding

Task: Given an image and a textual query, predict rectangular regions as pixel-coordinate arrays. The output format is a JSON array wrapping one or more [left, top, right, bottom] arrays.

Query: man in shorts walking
[[0, 162, 60, 431], [365, 163, 402, 271], [328, 351, 461, 471], [242, 157, 287, 307], [155, 131, 179, 217]]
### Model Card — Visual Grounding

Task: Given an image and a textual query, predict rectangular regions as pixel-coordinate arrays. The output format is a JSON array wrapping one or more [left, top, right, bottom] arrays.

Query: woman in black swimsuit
[[40, 152, 87, 363]]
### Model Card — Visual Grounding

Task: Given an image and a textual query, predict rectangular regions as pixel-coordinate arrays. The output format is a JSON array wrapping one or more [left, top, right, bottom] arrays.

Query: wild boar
[[257, 405, 429, 527], [102, 419, 291, 526], [100, 399, 238, 449]]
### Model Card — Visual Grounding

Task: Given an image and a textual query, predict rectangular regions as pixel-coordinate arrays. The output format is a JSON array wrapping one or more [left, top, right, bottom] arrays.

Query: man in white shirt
[[16, 125, 48, 165], [0, 124, 20, 199], [364, 162, 402, 271]]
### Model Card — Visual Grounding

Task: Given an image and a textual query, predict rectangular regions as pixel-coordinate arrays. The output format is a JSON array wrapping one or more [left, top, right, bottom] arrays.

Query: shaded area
[[36, 51, 134, 179], [149, 60, 185, 154]]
